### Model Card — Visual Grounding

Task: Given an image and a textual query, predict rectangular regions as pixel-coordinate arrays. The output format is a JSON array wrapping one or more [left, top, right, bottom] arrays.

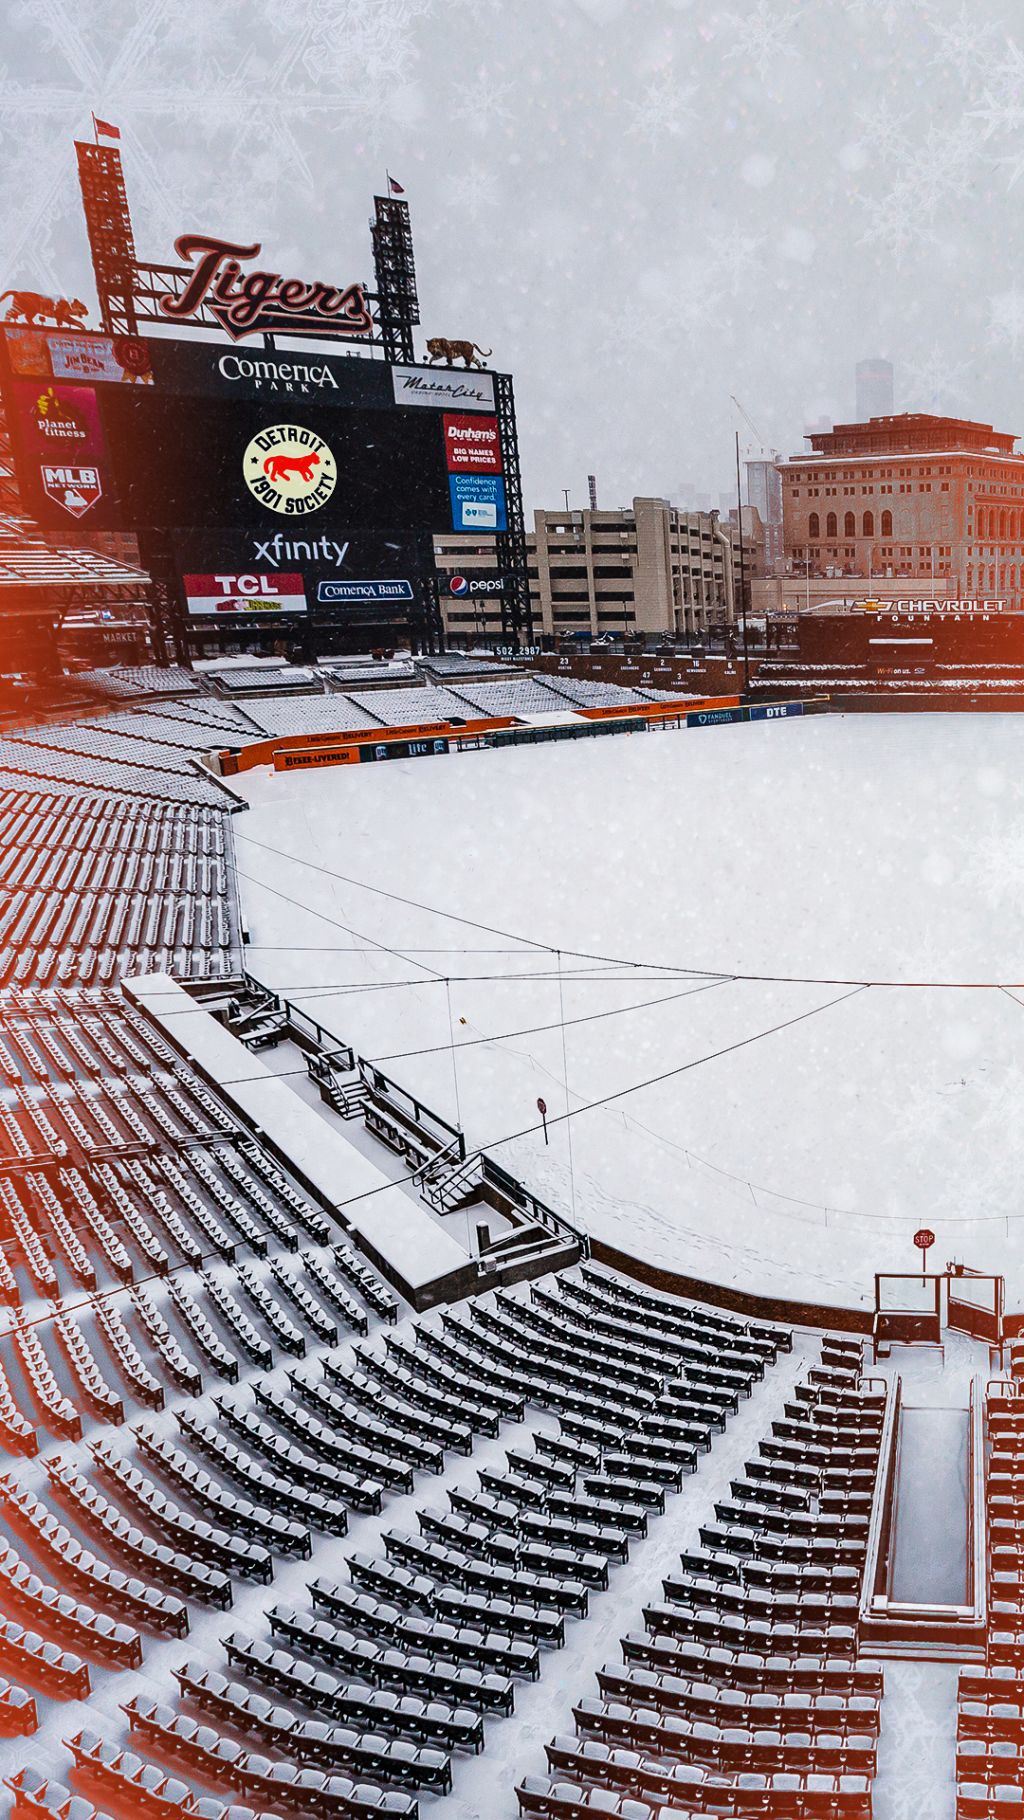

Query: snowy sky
[[4, 0, 1023, 510]]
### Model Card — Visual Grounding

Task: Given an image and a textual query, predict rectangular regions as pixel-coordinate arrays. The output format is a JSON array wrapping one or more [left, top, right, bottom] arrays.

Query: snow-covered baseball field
[[229, 710, 1024, 1318]]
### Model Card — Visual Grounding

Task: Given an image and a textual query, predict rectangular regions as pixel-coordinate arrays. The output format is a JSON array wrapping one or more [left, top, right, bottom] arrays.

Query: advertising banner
[[3, 325, 153, 384], [173, 530, 425, 627], [686, 706, 745, 728], [391, 364, 495, 412], [316, 579, 414, 604], [442, 413, 502, 473], [147, 338, 390, 406], [182, 572, 308, 617], [359, 737, 449, 763], [747, 701, 805, 722], [40, 464, 103, 519], [440, 572, 510, 596], [10, 379, 107, 461], [449, 473, 507, 532]]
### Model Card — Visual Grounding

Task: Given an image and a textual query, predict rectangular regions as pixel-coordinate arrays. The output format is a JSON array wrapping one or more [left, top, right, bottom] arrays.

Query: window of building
[[863, 511, 874, 536], [881, 510, 893, 536], [844, 512, 856, 536], [826, 512, 838, 536]]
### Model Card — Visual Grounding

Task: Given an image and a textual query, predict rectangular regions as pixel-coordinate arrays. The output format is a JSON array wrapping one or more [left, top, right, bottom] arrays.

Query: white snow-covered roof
[[125, 974, 472, 1300]]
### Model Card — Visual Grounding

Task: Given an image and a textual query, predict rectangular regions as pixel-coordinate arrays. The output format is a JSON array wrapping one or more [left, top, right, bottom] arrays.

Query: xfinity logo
[[252, 534, 350, 567], [218, 353, 341, 394]]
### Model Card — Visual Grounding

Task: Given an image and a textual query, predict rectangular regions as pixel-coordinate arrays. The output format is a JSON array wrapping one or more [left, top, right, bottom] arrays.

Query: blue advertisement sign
[[449, 473, 507, 533], [748, 701, 805, 722], [316, 578, 414, 603], [686, 706, 745, 728]]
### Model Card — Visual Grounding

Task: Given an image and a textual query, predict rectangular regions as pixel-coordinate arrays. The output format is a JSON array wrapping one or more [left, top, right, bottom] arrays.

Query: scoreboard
[[0, 326, 509, 638]]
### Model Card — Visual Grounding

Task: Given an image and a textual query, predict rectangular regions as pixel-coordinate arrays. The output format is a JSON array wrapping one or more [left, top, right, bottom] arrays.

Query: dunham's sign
[[159, 234, 375, 343]]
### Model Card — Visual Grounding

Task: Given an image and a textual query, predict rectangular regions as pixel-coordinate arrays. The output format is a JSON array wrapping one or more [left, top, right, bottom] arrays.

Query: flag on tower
[[387, 172, 405, 196], [93, 116, 121, 140]]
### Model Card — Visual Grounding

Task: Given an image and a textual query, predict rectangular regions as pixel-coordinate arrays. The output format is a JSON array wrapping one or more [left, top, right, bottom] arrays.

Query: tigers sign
[[159, 234, 375, 343]]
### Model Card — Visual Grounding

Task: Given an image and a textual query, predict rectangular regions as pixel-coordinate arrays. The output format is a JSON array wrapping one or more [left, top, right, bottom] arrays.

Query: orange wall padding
[[224, 696, 741, 776], [223, 715, 516, 773]]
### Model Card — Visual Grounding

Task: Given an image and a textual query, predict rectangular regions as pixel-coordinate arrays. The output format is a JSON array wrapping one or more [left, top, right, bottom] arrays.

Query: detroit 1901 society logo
[[243, 424, 337, 515]]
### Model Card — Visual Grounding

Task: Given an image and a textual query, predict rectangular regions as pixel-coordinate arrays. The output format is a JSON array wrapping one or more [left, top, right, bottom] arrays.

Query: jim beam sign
[[159, 234, 375, 343]]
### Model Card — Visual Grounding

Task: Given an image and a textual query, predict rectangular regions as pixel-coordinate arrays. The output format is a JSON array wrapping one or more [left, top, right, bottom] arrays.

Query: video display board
[[0, 328, 508, 626]]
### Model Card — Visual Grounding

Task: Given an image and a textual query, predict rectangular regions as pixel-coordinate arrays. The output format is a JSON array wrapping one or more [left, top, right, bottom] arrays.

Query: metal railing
[[231, 969, 589, 1264]]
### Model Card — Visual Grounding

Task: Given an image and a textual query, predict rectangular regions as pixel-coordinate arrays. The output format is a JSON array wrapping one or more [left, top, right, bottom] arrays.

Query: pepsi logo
[[449, 574, 469, 596]]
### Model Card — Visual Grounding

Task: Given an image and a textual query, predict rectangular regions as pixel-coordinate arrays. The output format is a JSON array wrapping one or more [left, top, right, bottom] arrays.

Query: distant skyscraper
[[745, 457, 784, 574], [856, 358, 894, 421]]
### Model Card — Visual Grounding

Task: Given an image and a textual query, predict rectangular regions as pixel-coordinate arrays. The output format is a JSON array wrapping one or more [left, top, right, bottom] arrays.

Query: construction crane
[[730, 395, 779, 460]]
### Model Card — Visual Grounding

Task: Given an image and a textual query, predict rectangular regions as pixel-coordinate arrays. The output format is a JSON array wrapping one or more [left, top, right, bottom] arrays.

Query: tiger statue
[[0, 292, 88, 329], [425, 337, 492, 370]]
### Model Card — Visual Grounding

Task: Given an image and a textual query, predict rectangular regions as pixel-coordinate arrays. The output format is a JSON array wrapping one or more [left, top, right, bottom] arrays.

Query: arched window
[[826, 511, 837, 537], [844, 511, 856, 537], [977, 506, 987, 539], [863, 511, 874, 537], [881, 509, 893, 537], [1000, 509, 1007, 539], [808, 512, 820, 539]]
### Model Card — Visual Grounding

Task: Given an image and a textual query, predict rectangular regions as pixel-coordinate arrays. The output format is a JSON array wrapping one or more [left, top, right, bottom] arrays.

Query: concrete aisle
[[872, 1659, 959, 1820]]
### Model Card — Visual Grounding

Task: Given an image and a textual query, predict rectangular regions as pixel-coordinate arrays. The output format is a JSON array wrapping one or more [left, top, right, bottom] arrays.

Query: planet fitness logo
[[243, 424, 337, 516]]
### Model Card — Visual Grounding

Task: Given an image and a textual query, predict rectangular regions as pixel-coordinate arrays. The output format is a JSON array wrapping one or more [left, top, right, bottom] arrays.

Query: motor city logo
[[243, 425, 337, 515], [249, 534, 351, 568]]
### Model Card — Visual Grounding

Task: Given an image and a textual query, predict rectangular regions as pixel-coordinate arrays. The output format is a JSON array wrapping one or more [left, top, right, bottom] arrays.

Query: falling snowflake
[[712, 232, 765, 295], [853, 97, 911, 165], [845, 0, 908, 33], [443, 161, 500, 220], [901, 344, 970, 414], [970, 37, 1024, 139], [625, 70, 698, 146], [720, 0, 803, 70], [0, 0, 439, 288], [988, 287, 1024, 353], [928, 4, 1001, 80], [449, 76, 515, 130]]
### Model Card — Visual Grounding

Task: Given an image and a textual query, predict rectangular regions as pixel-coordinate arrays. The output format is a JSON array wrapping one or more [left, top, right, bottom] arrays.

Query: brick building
[[781, 413, 1024, 607]]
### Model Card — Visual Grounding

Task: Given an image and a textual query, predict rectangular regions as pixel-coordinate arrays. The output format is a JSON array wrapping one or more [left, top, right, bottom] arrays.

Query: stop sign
[[536, 1098, 547, 1116], [914, 1228, 935, 1252]]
